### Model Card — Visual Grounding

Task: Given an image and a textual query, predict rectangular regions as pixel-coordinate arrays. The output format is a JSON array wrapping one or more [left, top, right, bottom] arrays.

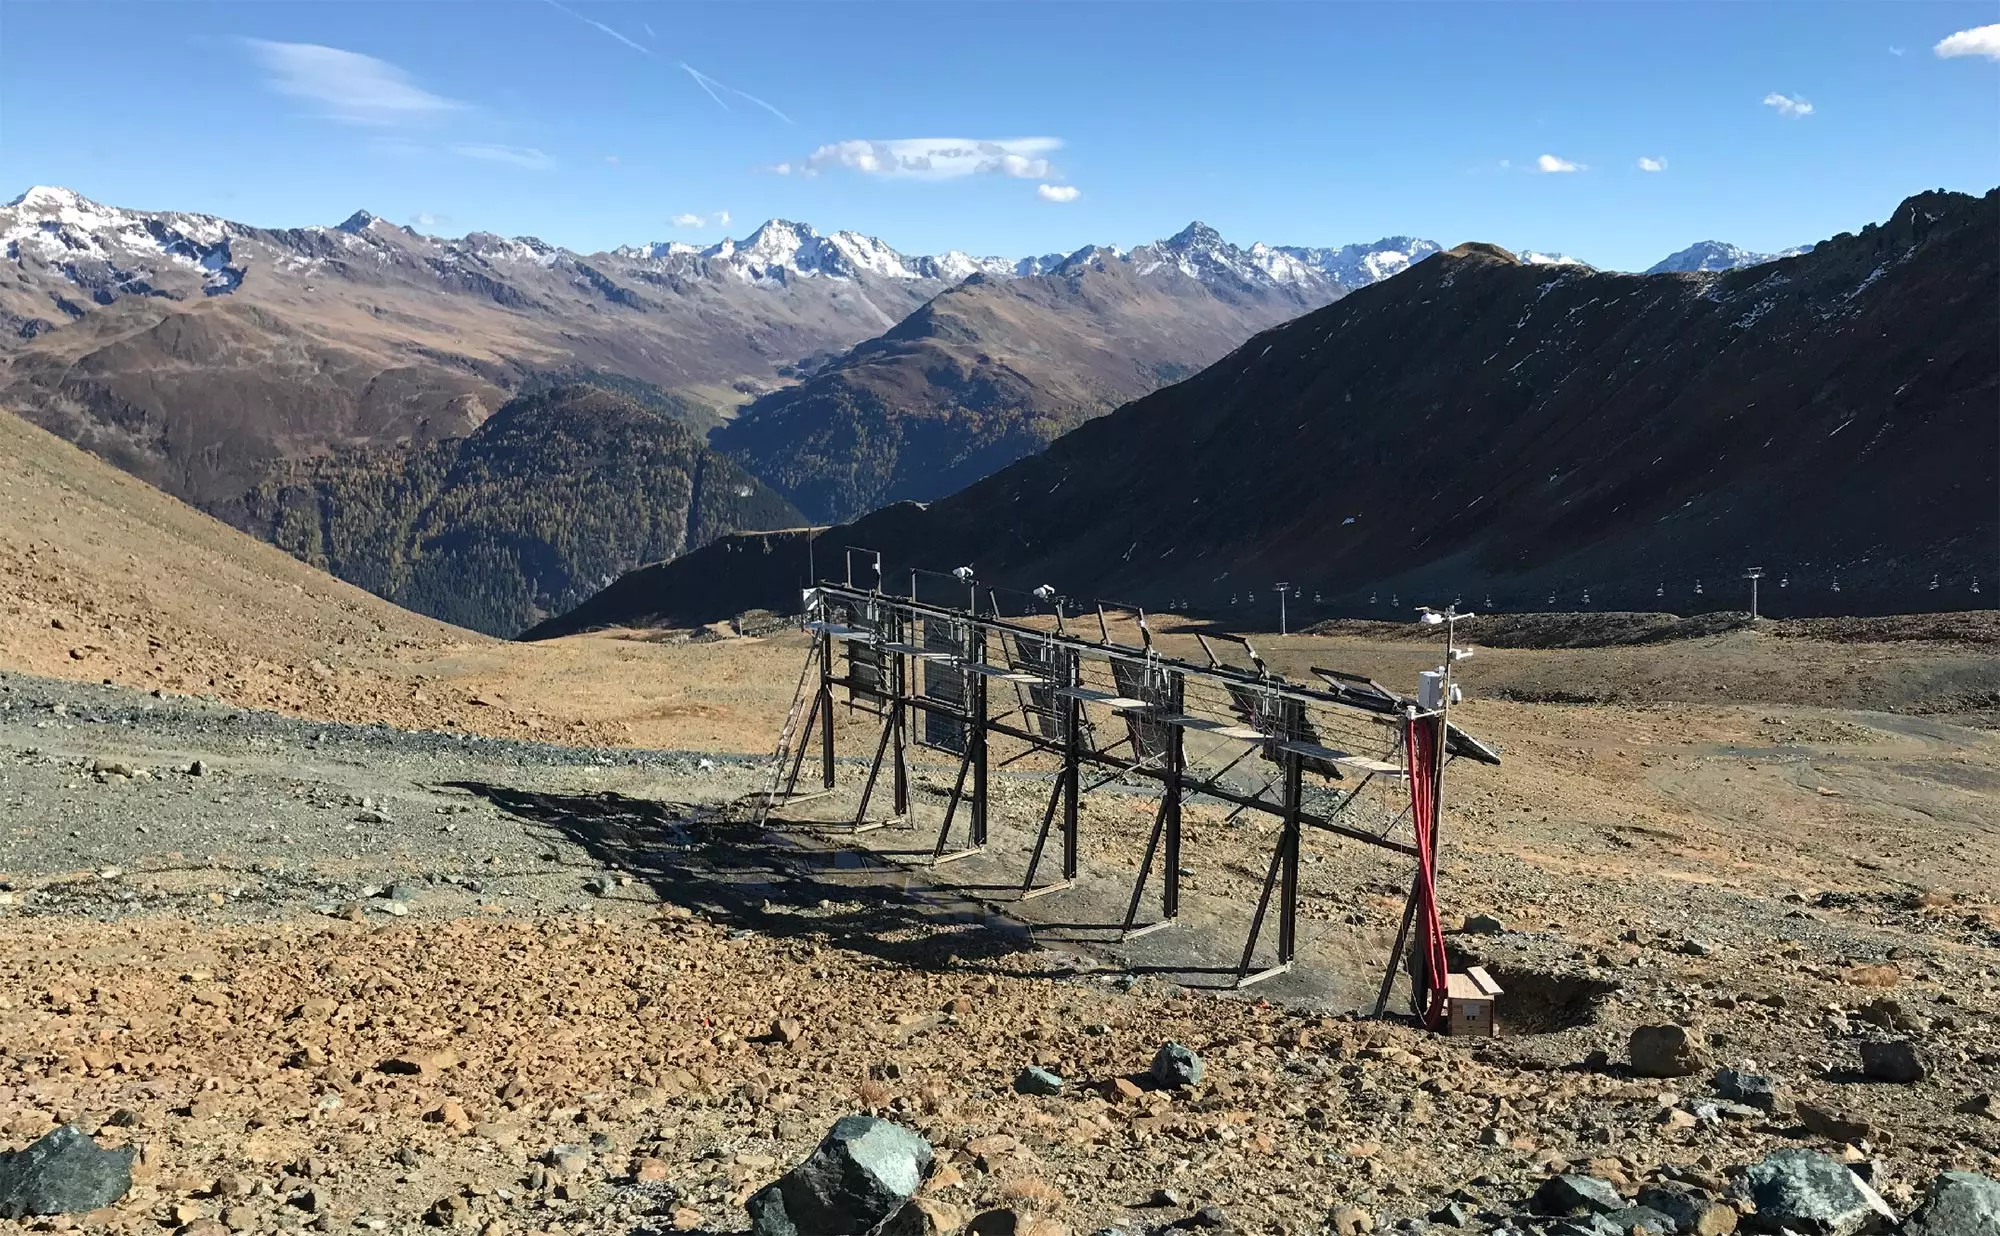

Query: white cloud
[[1036, 184, 1080, 203], [1536, 153, 1583, 173], [409, 211, 448, 229], [1935, 23, 2000, 60], [245, 40, 466, 126], [452, 143, 552, 170], [801, 137, 1061, 181], [670, 210, 731, 228], [1637, 156, 1667, 172], [1763, 92, 1814, 117], [604, 154, 620, 165], [1889, 45, 1907, 57]]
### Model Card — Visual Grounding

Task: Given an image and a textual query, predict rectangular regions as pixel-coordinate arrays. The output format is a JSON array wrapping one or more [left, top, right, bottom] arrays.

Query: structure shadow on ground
[[440, 781, 1053, 978]]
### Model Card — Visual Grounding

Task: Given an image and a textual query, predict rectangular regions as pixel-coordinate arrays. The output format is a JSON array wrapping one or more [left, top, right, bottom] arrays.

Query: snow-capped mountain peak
[[1646, 239, 1814, 275]]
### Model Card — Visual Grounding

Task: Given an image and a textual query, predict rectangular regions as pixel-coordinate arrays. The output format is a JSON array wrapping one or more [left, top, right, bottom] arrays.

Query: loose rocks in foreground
[[1532, 1173, 1625, 1217], [1858, 1038, 1927, 1084], [1149, 1042, 1204, 1090], [1630, 1023, 1704, 1078], [1734, 1149, 1895, 1236], [0, 1124, 135, 1219], [747, 1115, 933, 1236], [1901, 1171, 2000, 1236]]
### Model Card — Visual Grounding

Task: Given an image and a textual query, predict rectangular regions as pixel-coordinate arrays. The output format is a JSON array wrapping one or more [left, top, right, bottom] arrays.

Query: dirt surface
[[2, 627, 1997, 1234]]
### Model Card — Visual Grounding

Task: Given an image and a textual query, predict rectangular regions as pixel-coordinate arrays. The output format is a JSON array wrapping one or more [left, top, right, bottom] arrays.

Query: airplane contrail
[[681, 62, 795, 125], [541, 0, 795, 125], [542, 0, 653, 57]]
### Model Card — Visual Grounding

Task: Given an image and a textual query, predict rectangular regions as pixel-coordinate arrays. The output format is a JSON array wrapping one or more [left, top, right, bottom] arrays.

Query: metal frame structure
[[755, 566, 1499, 1003]]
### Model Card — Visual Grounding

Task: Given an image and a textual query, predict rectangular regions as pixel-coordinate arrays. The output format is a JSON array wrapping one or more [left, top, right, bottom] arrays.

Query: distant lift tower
[[1275, 582, 1291, 636], [1744, 567, 1765, 619]]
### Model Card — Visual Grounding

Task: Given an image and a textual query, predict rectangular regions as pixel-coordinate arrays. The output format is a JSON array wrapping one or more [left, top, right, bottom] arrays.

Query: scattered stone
[[1460, 914, 1506, 935], [1957, 1093, 1996, 1119], [1713, 1068, 1781, 1112], [1638, 1185, 1737, 1236], [583, 875, 617, 897], [1857, 1039, 1925, 1084], [1534, 1175, 1626, 1217], [1181, 1206, 1228, 1229], [1630, 1024, 1704, 1079], [1901, 1171, 2000, 1236], [1599, 1205, 1681, 1235], [545, 1145, 590, 1176], [884, 1198, 968, 1236], [385, 882, 418, 903], [771, 1018, 804, 1045], [355, 809, 393, 825], [1148, 1042, 1204, 1089], [1015, 1066, 1064, 1097], [1678, 938, 1715, 957], [0, 1124, 135, 1219], [1429, 1201, 1474, 1227], [1735, 1149, 1894, 1236], [746, 1115, 932, 1236], [187, 759, 207, 776], [1797, 1102, 1873, 1144], [1329, 1205, 1375, 1236]]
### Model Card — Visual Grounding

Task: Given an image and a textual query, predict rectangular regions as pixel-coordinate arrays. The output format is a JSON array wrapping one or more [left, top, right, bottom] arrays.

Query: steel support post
[[971, 629, 989, 847], [1277, 750, 1304, 965], [1061, 659, 1081, 882], [891, 616, 910, 817], [1163, 672, 1185, 920], [817, 628, 835, 790]]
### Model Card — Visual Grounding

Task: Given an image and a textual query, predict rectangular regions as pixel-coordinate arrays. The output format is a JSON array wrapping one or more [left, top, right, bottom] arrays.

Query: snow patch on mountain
[[1518, 250, 1591, 268], [1646, 240, 1814, 275]]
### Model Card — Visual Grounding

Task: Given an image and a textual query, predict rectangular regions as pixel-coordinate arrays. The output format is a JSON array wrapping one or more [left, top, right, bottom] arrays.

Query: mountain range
[[528, 187, 1997, 637], [2, 183, 1854, 634]]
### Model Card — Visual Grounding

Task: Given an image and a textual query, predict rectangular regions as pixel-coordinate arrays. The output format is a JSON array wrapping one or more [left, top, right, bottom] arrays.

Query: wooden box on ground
[[1446, 966, 1503, 1036]]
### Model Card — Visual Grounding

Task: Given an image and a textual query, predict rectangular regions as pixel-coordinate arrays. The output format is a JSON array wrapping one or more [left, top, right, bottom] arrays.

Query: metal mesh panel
[[921, 617, 969, 753], [1225, 685, 1343, 779], [845, 599, 889, 709], [1006, 633, 1063, 740], [1109, 658, 1175, 761]]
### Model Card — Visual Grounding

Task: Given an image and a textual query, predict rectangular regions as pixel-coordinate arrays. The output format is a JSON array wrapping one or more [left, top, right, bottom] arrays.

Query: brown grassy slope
[[0, 407, 826, 751]]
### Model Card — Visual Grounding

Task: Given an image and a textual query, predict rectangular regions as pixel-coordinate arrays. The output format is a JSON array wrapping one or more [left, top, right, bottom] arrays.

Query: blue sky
[[3, 1, 1996, 270]]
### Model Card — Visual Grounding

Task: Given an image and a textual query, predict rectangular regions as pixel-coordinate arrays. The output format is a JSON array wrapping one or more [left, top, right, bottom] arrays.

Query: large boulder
[[1638, 1184, 1737, 1236], [1857, 1039, 1926, 1084], [1630, 1024, 1705, 1078], [1903, 1171, 2000, 1236], [1735, 1149, 1894, 1236], [1533, 1174, 1626, 1217], [1713, 1068, 1781, 1112], [0, 1125, 135, 1219], [1149, 1042, 1204, 1089], [747, 1115, 932, 1236]]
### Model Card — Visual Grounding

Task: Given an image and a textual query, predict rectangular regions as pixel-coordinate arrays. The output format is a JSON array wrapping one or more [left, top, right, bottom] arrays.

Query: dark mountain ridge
[[527, 187, 1998, 638]]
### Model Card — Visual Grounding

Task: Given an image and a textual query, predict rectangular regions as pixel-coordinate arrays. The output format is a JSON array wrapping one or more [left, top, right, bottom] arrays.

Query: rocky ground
[[0, 636, 1996, 1235]]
